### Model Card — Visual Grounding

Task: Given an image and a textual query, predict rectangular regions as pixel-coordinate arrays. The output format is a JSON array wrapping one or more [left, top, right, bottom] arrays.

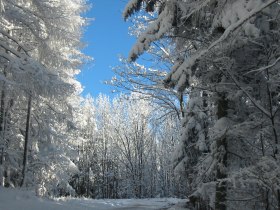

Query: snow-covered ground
[[0, 188, 188, 210]]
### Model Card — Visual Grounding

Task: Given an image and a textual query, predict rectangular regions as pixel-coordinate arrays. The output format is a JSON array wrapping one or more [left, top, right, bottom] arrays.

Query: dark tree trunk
[[215, 94, 228, 210], [20, 94, 32, 187], [278, 189, 280, 210], [0, 88, 5, 187]]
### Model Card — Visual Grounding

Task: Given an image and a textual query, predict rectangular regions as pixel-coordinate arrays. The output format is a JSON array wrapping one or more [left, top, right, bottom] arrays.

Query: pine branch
[[224, 68, 271, 118]]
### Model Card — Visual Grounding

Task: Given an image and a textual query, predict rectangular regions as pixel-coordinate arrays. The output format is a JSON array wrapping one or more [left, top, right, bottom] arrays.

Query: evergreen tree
[[0, 0, 88, 196], [123, 0, 280, 209]]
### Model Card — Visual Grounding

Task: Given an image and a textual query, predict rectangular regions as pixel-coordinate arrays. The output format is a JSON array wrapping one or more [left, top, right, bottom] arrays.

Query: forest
[[0, 0, 280, 210]]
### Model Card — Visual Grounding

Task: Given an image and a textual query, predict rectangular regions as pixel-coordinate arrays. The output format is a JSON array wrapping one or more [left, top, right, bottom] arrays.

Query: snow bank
[[0, 187, 188, 210]]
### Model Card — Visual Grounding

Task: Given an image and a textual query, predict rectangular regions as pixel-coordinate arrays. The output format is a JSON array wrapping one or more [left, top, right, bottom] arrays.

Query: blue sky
[[77, 0, 136, 97]]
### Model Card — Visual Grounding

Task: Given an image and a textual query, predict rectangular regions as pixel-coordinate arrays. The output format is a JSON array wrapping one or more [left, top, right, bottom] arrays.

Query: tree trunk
[[0, 89, 5, 187], [0, 67, 6, 187], [215, 136, 227, 210], [20, 94, 32, 187], [0, 147, 4, 187], [278, 189, 280, 210], [215, 94, 228, 210]]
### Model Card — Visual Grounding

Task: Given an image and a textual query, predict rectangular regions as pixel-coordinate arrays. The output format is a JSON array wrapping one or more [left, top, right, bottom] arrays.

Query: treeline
[[0, 0, 186, 199], [70, 94, 185, 199]]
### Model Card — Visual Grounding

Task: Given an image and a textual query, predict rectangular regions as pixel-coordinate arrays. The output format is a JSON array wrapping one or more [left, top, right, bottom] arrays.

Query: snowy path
[[0, 188, 187, 210]]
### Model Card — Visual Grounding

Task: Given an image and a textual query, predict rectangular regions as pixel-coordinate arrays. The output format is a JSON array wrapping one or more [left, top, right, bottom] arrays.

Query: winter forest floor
[[0, 188, 188, 210]]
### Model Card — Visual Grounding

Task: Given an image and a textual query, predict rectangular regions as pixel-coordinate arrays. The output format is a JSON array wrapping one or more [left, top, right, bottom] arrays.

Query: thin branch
[[224, 67, 271, 118], [244, 57, 280, 75]]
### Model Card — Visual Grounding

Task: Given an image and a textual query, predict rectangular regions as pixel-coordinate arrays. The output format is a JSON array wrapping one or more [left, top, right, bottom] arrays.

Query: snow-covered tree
[[123, 0, 280, 209], [69, 92, 182, 199], [0, 0, 88, 196], [110, 8, 186, 121]]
